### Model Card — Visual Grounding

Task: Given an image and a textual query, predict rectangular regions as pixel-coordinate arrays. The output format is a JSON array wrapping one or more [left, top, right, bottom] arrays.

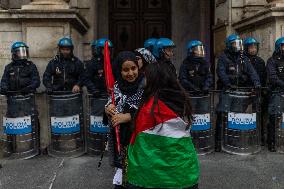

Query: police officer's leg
[[268, 114, 276, 152]]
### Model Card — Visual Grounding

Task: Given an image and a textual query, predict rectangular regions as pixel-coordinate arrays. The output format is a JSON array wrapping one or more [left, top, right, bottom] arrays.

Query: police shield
[[268, 92, 284, 153], [47, 92, 85, 157], [190, 94, 214, 155], [220, 90, 261, 155], [86, 94, 109, 155], [0, 94, 39, 159]]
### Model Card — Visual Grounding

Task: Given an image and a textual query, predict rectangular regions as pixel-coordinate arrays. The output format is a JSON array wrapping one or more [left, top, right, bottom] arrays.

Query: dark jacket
[[1, 60, 40, 93], [43, 55, 85, 91], [246, 54, 267, 87], [267, 52, 284, 90], [84, 57, 107, 95], [217, 50, 260, 89], [179, 56, 213, 91]]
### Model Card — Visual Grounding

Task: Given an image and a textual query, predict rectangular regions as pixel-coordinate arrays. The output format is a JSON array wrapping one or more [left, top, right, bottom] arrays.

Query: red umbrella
[[104, 41, 121, 154]]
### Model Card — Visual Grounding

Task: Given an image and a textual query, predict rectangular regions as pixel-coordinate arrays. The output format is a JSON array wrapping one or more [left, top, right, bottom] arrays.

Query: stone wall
[[166, 0, 212, 69], [214, 0, 267, 58], [0, 20, 22, 78]]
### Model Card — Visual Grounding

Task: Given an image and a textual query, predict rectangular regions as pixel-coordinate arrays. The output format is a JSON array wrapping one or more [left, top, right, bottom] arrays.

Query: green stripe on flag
[[127, 133, 199, 188]]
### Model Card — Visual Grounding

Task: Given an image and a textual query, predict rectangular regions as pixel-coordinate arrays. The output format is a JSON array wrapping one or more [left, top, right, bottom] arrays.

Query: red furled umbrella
[[104, 41, 121, 154]]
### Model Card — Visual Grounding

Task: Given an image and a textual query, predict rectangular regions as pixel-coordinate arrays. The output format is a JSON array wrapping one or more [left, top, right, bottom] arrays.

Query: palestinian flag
[[127, 97, 199, 188]]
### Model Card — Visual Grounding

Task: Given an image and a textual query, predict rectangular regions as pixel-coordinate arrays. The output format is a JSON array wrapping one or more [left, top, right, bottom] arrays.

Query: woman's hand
[[105, 104, 116, 117], [111, 113, 131, 127]]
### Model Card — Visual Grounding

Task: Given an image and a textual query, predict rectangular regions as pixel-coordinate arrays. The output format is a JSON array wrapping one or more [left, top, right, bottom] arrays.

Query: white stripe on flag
[[142, 117, 190, 138]]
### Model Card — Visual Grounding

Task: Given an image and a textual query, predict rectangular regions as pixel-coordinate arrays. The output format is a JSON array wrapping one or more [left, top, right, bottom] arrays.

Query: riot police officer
[[266, 37, 284, 152], [144, 38, 157, 54], [179, 40, 213, 94], [217, 34, 261, 90], [244, 37, 267, 146], [43, 37, 85, 93], [0, 42, 41, 157], [0, 42, 40, 94], [84, 38, 113, 96], [152, 38, 177, 76], [244, 37, 267, 87], [215, 34, 261, 152]]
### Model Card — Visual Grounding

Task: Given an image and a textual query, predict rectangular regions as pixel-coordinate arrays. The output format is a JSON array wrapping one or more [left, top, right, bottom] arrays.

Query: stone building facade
[[0, 0, 283, 150]]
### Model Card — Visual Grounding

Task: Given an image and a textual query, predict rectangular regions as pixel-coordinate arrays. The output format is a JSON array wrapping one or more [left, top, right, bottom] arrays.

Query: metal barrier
[[218, 90, 261, 155], [190, 93, 214, 155], [47, 92, 85, 157], [86, 94, 109, 155], [0, 93, 39, 159]]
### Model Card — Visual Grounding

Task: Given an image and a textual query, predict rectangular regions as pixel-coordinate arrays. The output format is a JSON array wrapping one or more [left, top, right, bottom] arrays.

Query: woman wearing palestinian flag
[[127, 61, 200, 189], [105, 51, 144, 188]]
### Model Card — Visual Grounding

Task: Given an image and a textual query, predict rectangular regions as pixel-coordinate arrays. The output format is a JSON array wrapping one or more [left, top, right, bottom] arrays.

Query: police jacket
[[43, 55, 85, 91], [1, 60, 40, 92], [267, 52, 284, 90], [217, 50, 260, 89], [179, 56, 213, 91], [84, 57, 107, 95]]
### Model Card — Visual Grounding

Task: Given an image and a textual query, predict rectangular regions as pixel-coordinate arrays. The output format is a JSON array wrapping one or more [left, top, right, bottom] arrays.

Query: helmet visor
[[13, 47, 29, 60], [231, 39, 243, 52], [192, 45, 205, 57]]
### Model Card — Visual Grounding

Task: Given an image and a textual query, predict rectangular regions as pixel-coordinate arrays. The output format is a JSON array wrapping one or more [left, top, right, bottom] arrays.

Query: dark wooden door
[[109, 0, 171, 55]]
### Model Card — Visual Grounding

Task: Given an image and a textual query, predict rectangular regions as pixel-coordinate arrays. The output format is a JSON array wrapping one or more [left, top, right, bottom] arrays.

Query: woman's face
[[121, 60, 139, 82]]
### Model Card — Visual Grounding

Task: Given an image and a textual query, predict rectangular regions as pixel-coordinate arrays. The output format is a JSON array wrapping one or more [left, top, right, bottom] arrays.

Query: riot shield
[[86, 94, 109, 155], [190, 93, 214, 155], [268, 92, 284, 153], [0, 93, 39, 159], [47, 92, 85, 157], [219, 90, 261, 155]]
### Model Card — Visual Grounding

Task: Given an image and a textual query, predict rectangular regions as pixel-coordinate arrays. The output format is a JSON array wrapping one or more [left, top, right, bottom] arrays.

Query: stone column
[[22, 0, 70, 9]]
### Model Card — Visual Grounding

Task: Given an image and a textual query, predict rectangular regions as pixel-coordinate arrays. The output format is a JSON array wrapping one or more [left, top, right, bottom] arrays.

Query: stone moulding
[[0, 9, 89, 34], [232, 6, 284, 30]]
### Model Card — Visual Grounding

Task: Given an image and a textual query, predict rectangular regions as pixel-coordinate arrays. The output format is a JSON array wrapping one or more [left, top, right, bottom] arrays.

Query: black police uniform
[[1, 60, 40, 94], [43, 55, 85, 92], [179, 56, 213, 113]]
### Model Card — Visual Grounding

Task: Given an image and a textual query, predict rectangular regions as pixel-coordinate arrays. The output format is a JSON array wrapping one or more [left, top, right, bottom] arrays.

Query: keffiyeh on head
[[134, 48, 157, 66]]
